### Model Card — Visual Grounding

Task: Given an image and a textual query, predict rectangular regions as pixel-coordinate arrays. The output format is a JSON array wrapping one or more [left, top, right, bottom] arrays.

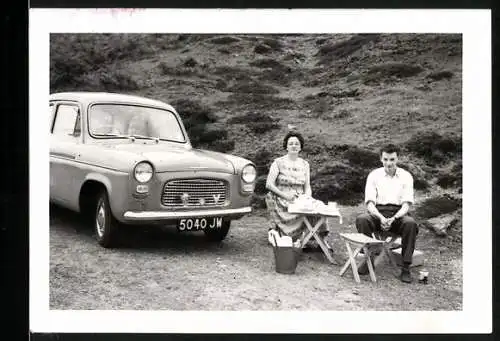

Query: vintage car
[[49, 92, 257, 247]]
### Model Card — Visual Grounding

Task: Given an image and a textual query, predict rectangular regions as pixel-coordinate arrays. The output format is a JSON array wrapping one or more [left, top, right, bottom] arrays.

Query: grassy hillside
[[50, 33, 463, 240]]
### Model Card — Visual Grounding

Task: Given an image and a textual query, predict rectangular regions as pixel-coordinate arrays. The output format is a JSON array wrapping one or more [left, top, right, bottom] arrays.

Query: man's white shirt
[[364, 167, 414, 205]]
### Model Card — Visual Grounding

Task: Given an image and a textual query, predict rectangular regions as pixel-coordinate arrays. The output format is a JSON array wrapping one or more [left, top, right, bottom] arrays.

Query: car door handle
[[50, 152, 76, 159]]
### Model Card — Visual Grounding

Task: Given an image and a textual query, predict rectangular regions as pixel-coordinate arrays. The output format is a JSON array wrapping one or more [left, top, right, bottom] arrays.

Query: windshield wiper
[[93, 133, 130, 138], [128, 134, 160, 143]]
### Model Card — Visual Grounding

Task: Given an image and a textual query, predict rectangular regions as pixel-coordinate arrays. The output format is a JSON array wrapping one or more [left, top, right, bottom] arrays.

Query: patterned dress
[[266, 155, 324, 241]]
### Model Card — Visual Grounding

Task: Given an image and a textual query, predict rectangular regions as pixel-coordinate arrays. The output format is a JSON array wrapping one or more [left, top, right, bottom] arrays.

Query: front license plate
[[177, 217, 223, 231]]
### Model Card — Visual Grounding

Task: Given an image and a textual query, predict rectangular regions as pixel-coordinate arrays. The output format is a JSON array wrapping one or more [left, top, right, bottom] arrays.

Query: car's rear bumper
[[123, 206, 252, 221]]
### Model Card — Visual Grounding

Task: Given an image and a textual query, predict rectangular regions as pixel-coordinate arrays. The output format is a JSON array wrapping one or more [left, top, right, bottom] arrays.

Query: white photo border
[[29, 8, 492, 334]]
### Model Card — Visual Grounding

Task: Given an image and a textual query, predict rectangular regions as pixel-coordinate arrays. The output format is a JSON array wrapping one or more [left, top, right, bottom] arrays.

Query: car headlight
[[241, 164, 257, 183], [134, 162, 154, 183]]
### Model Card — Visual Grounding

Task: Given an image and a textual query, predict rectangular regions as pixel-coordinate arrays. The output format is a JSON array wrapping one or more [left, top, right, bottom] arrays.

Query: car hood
[[109, 143, 236, 174]]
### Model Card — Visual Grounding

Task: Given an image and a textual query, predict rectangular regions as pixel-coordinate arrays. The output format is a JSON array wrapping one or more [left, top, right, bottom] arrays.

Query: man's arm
[[364, 171, 388, 227], [387, 172, 414, 223]]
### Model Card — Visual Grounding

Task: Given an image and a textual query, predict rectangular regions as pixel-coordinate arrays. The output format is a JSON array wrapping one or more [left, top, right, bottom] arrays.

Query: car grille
[[161, 178, 229, 207]]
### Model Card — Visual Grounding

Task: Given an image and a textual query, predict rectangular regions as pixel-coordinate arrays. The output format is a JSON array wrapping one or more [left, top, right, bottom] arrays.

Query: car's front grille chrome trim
[[124, 207, 252, 220], [161, 178, 229, 207]]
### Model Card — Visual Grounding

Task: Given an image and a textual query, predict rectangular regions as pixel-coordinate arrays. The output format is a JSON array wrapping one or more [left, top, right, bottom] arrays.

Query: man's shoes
[[400, 268, 413, 283]]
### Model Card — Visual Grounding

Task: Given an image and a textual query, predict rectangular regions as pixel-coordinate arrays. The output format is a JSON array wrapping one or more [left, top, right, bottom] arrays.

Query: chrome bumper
[[123, 206, 252, 221]]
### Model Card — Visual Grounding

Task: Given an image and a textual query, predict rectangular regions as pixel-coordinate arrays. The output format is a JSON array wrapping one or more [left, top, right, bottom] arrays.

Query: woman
[[265, 131, 330, 250]]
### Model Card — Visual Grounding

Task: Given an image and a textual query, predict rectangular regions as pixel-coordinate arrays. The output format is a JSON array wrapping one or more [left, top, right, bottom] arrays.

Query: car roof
[[49, 91, 176, 111]]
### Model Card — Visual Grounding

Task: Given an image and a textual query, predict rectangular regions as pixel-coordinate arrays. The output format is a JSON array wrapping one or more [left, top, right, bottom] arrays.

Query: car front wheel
[[204, 220, 231, 241], [94, 190, 120, 248]]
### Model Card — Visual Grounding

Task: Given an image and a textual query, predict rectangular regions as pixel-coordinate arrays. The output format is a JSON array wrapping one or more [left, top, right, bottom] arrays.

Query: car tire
[[204, 220, 231, 241], [94, 190, 120, 248]]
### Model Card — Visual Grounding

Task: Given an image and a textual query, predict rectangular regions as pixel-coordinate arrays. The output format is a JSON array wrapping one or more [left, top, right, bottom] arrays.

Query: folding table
[[287, 205, 342, 264]]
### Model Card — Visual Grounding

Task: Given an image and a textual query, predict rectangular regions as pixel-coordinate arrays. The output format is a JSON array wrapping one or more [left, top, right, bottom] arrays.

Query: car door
[[49, 102, 83, 210]]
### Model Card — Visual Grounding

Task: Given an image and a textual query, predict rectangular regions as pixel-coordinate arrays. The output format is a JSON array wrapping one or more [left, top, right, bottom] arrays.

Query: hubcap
[[96, 201, 106, 237]]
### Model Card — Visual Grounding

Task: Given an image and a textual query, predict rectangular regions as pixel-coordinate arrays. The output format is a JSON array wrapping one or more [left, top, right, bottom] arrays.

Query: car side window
[[52, 104, 81, 139]]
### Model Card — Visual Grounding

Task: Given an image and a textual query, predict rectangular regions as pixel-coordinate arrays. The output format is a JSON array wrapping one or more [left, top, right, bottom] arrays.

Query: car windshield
[[88, 103, 186, 143]]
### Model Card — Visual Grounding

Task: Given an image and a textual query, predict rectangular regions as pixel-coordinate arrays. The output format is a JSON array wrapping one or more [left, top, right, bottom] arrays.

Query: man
[[355, 143, 418, 283]]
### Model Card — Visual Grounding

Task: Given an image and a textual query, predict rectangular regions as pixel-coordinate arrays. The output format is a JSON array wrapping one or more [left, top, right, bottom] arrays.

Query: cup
[[418, 270, 429, 284]]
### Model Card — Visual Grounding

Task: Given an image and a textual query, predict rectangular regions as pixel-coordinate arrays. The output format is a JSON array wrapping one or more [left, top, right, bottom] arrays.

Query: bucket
[[272, 233, 300, 274]]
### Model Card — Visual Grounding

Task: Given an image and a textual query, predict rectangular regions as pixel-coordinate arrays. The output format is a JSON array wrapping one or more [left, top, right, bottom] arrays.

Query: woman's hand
[[283, 192, 298, 202]]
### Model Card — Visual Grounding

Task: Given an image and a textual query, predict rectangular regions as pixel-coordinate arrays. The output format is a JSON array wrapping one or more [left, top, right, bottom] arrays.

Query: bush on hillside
[[212, 66, 255, 82], [226, 81, 280, 95], [316, 34, 381, 65], [261, 37, 283, 51], [397, 162, 431, 191], [50, 33, 162, 91], [251, 148, 274, 175], [427, 70, 454, 81], [207, 36, 241, 44], [227, 112, 280, 135], [254, 175, 268, 195], [169, 99, 227, 148], [436, 162, 462, 189], [342, 146, 380, 169], [405, 131, 461, 165], [413, 194, 461, 219], [311, 163, 368, 205], [202, 139, 235, 153], [363, 62, 424, 84], [98, 71, 140, 91], [254, 44, 272, 54], [216, 93, 294, 110]]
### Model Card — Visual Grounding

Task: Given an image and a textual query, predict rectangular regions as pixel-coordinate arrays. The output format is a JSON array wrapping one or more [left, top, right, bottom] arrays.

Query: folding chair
[[339, 232, 399, 283]]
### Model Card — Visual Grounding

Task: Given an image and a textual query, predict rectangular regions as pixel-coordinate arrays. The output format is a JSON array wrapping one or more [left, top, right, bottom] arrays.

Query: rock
[[427, 214, 457, 236]]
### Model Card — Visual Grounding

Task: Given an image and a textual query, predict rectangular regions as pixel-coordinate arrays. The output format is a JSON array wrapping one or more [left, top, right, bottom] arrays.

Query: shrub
[[405, 131, 461, 165], [261, 37, 283, 51], [252, 148, 274, 175], [169, 99, 220, 147], [183, 57, 198, 68], [414, 194, 461, 219], [436, 162, 462, 189], [333, 109, 352, 119], [248, 122, 280, 135], [208, 36, 241, 44], [254, 175, 268, 195], [427, 70, 454, 81], [99, 71, 140, 91], [212, 66, 254, 82], [227, 112, 274, 125], [254, 44, 272, 54], [216, 93, 294, 110], [203, 139, 235, 153], [227, 112, 280, 135], [250, 58, 288, 70], [226, 81, 280, 95], [311, 163, 368, 205], [251, 194, 268, 210], [363, 62, 424, 84], [342, 146, 380, 168], [396, 162, 430, 190], [316, 34, 380, 64]]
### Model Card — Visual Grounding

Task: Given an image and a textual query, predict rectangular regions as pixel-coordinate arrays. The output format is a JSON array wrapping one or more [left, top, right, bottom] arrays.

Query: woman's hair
[[283, 131, 305, 150]]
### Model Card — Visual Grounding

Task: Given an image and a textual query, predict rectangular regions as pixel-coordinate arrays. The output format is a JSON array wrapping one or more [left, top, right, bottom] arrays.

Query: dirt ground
[[49, 204, 462, 311]]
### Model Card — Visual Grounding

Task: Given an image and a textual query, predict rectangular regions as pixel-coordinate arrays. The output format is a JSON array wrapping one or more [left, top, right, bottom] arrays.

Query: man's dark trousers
[[355, 204, 418, 264]]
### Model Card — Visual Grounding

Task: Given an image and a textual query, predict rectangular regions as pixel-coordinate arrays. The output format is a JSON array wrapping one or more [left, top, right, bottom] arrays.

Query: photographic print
[[31, 9, 491, 334]]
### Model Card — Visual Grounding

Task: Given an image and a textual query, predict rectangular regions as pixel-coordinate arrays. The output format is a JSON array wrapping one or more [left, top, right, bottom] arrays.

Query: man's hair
[[283, 131, 305, 150], [379, 143, 401, 156]]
